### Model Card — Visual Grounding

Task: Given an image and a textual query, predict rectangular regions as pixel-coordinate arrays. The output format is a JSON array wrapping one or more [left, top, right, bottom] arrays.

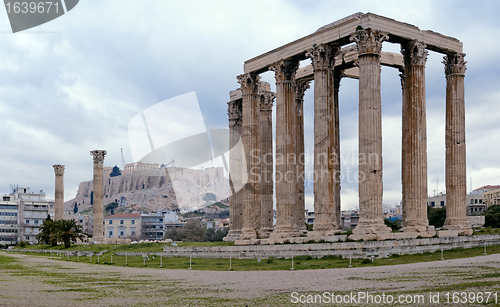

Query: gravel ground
[[1, 252, 500, 306]]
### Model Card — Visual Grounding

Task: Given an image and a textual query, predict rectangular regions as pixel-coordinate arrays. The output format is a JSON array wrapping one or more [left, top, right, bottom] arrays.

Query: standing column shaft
[[443, 53, 472, 235], [90, 150, 106, 241], [306, 44, 339, 235], [237, 73, 261, 240], [260, 92, 275, 238], [270, 59, 300, 239], [401, 41, 434, 236], [350, 28, 392, 239], [295, 80, 310, 234], [333, 71, 342, 230], [224, 99, 244, 241], [53, 165, 65, 221]]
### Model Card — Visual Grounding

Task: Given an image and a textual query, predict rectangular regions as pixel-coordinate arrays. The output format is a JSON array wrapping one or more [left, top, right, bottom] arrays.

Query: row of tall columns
[[228, 27, 471, 242], [53, 164, 65, 221], [90, 150, 106, 241]]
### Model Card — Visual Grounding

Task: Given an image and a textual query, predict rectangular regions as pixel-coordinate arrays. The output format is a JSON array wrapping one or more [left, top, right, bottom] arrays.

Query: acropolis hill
[[65, 167, 228, 213]]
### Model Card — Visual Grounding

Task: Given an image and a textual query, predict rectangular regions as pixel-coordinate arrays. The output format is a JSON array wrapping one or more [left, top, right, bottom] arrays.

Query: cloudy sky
[[0, 0, 499, 211]]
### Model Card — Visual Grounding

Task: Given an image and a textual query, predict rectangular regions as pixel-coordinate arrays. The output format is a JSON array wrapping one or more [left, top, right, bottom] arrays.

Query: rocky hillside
[[65, 167, 229, 213]]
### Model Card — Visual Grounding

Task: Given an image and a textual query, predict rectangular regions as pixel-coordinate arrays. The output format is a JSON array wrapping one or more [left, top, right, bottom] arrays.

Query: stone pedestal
[[53, 164, 65, 221], [269, 59, 300, 239], [442, 53, 473, 236], [237, 73, 261, 240], [90, 150, 106, 242], [259, 91, 275, 238], [349, 28, 392, 240], [306, 44, 340, 236], [400, 40, 435, 237], [224, 99, 244, 242]]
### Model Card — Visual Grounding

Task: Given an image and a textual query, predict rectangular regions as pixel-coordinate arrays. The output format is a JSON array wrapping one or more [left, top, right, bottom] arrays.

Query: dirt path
[[1, 252, 500, 306]]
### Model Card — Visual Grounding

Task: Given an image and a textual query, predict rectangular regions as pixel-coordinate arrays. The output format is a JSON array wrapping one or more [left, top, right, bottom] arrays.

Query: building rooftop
[[105, 213, 141, 218]]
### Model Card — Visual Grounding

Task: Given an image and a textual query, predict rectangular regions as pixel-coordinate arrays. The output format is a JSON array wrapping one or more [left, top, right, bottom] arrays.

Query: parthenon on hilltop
[[224, 12, 472, 244]]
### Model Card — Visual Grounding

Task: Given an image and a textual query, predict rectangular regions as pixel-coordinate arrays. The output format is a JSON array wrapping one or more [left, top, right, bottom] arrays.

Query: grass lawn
[[10, 242, 500, 271]]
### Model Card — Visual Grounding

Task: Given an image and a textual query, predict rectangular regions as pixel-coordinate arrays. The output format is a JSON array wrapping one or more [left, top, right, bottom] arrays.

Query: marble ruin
[[225, 12, 472, 244], [90, 150, 107, 242], [53, 164, 65, 221]]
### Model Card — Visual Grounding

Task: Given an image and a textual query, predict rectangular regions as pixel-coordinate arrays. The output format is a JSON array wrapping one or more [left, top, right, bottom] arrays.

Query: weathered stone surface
[[295, 80, 309, 235], [237, 73, 261, 240], [350, 29, 392, 240], [90, 150, 106, 242], [259, 91, 275, 238], [400, 40, 435, 237], [224, 99, 244, 242], [306, 44, 340, 235], [443, 53, 472, 236], [269, 59, 300, 239], [53, 164, 65, 221]]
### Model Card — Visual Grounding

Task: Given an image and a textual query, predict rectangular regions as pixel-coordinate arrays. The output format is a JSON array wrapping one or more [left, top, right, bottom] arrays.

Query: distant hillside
[[65, 167, 229, 214]]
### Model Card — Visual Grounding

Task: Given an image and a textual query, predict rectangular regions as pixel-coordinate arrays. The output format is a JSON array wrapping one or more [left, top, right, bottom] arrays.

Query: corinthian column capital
[[306, 43, 339, 70], [237, 73, 260, 95], [227, 100, 242, 121], [270, 59, 299, 82], [443, 53, 467, 76], [350, 28, 389, 56], [53, 164, 65, 176], [90, 150, 107, 164], [295, 80, 310, 101], [401, 40, 428, 66], [260, 91, 275, 111]]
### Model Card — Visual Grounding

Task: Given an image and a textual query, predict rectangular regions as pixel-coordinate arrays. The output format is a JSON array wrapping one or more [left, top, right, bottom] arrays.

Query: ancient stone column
[[295, 80, 310, 235], [443, 53, 472, 235], [333, 70, 343, 230], [259, 91, 275, 238], [306, 44, 339, 236], [237, 73, 261, 240], [400, 40, 435, 237], [53, 165, 65, 221], [350, 28, 392, 240], [90, 150, 106, 242], [224, 99, 244, 241], [269, 58, 300, 239]]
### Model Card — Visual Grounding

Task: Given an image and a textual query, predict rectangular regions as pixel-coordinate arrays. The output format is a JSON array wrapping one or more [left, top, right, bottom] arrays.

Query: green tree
[[110, 165, 122, 177], [164, 219, 206, 242], [36, 219, 57, 246], [384, 218, 402, 231], [90, 191, 93, 205], [105, 202, 119, 216], [427, 205, 447, 228], [202, 227, 229, 242], [484, 205, 500, 228], [53, 219, 85, 248], [73, 202, 78, 214]]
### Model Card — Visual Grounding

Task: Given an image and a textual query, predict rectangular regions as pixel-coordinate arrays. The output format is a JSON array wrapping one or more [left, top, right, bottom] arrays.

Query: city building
[[141, 213, 164, 241], [0, 197, 19, 245], [483, 187, 500, 208], [104, 213, 141, 239]]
